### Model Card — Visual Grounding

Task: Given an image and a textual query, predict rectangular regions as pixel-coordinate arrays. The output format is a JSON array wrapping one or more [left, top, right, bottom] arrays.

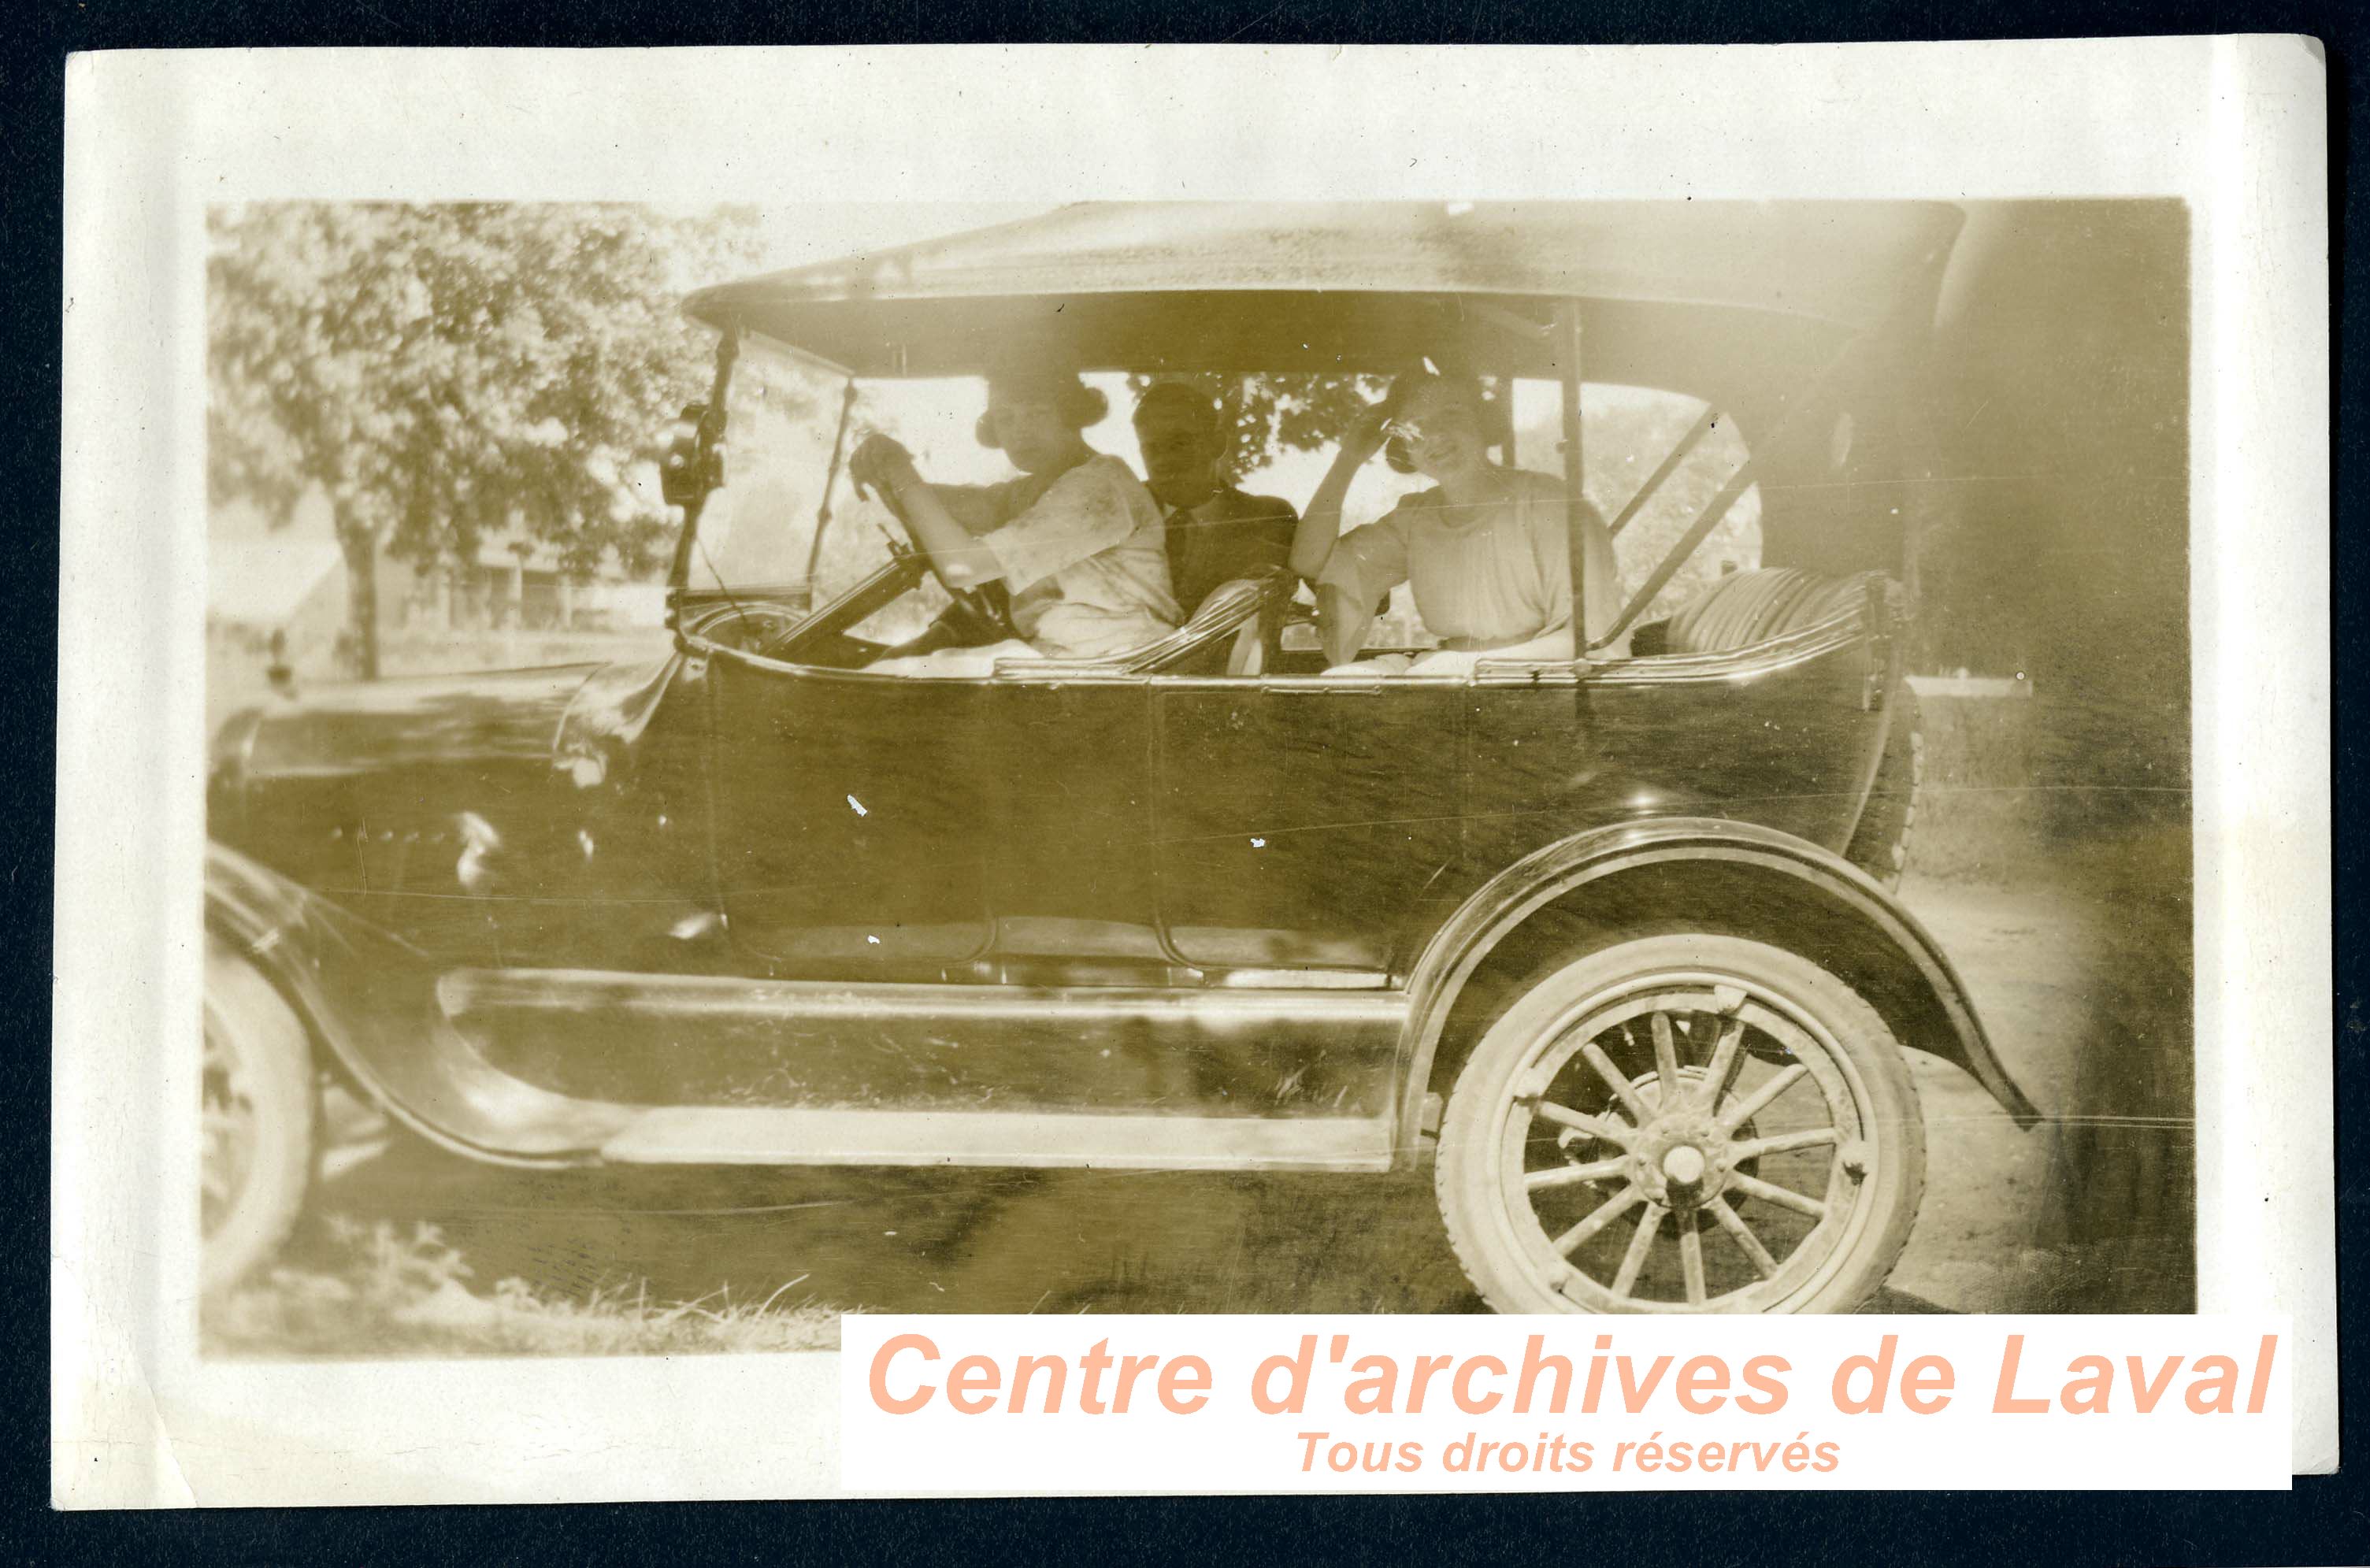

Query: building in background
[[385, 538, 668, 637], [208, 481, 670, 718]]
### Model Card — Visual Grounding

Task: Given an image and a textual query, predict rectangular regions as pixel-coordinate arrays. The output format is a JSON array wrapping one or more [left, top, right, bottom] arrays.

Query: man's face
[[1133, 405, 1220, 510]]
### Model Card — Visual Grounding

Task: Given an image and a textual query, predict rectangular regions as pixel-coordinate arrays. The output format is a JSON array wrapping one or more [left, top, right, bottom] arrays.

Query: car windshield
[[685, 332, 1763, 658], [683, 335, 929, 643]]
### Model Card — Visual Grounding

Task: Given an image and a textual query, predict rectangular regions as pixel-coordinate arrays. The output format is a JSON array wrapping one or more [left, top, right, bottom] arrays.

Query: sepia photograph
[[196, 195, 2192, 1351], [54, 41, 2331, 1505]]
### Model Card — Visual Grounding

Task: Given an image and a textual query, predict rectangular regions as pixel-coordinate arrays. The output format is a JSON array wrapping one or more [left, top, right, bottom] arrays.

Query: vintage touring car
[[205, 202, 2040, 1314]]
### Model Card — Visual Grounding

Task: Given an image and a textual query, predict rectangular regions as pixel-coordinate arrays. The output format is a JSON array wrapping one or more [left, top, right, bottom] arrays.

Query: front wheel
[[202, 935, 317, 1294], [1435, 933, 1923, 1314]]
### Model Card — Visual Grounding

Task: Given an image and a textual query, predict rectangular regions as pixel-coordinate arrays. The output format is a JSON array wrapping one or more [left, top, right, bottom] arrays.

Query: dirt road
[[295, 868, 2194, 1323]]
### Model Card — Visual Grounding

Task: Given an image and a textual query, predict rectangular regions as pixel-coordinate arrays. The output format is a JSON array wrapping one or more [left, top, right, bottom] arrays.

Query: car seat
[[1122, 570, 1290, 677], [1657, 568, 1869, 654]]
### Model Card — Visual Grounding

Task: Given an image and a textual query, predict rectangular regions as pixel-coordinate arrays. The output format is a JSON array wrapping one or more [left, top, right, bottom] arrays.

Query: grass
[[202, 1216, 844, 1359]]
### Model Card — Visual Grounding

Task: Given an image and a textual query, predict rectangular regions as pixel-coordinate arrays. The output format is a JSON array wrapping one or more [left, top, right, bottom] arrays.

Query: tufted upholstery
[[1661, 568, 1868, 655]]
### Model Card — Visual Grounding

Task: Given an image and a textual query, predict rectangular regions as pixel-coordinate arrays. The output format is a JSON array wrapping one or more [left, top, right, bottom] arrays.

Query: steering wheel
[[937, 576, 1016, 645]]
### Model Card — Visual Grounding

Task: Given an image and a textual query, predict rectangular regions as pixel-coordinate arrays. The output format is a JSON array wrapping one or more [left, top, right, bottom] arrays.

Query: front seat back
[[1126, 569, 1292, 676]]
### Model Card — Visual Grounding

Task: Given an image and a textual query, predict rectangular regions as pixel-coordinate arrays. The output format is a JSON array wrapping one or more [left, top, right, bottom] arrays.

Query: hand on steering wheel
[[847, 432, 913, 499], [938, 578, 1016, 643]]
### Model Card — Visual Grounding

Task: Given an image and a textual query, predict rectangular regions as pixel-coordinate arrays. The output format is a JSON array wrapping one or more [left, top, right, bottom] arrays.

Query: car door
[[705, 656, 995, 976], [1152, 676, 1466, 973], [972, 673, 1172, 978]]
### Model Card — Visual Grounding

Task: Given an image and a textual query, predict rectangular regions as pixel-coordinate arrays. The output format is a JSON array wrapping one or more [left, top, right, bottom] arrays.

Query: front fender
[[204, 840, 632, 1165], [1396, 817, 2043, 1149]]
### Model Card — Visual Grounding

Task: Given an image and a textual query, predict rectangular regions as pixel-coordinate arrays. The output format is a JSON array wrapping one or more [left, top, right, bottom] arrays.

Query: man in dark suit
[[1130, 382, 1300, 616]]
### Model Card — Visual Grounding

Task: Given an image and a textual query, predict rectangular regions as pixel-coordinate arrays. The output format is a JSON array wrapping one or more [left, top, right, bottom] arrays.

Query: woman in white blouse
[[850, 358, 1181, 669], [1290, 372, 1625, 672]]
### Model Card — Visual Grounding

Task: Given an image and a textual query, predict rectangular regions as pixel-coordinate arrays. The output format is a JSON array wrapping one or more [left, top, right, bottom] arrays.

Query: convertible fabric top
[[683, 202, 1966, 397]]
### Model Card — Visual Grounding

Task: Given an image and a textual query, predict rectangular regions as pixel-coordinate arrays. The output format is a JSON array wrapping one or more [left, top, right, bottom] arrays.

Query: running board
[[599, 1108, 1397, 1172], [442, 967, 1408, 1117]]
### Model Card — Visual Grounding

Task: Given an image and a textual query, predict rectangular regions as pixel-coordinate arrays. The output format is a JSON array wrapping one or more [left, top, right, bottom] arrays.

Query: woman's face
[[986, 398, 1074, 473], [1393, 384, 1489, 480]]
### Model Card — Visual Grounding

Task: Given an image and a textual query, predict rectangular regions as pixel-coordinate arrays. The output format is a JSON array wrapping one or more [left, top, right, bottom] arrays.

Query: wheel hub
[[1660, 1144, 1707, 1186], [1634, 1118, 1731, 1210], [1608, 1066, 1738, 1211]]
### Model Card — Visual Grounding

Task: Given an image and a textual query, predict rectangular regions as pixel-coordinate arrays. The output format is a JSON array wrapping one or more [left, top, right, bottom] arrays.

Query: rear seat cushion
[[1662, 568, 1864, 654]]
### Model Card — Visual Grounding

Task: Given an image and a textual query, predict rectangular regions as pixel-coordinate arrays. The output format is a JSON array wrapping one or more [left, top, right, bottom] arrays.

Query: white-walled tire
[[202, 934, 317, 1295], [1436, 934, 1923, 1314]]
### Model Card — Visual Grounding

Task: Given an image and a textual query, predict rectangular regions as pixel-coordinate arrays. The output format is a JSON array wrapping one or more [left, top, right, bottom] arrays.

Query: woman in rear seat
[[1291, 371, 1626, 673]]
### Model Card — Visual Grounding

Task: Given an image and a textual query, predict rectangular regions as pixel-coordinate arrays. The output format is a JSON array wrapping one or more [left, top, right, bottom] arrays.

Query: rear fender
[[1396, 817, 2043, 1150]]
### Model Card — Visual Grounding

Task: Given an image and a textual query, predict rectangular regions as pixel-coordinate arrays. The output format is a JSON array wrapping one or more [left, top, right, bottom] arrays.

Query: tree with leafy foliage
[[208, 203, 769, 677], [1122, 371, 1387, 485]]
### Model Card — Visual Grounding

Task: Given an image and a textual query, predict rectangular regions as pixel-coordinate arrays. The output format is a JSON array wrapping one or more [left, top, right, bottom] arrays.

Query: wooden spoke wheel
[[1437, 934, 1923, 1314]]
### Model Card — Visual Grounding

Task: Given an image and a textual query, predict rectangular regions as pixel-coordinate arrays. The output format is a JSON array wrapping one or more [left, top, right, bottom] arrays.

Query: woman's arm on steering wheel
[[851, 435, 1007, 592]]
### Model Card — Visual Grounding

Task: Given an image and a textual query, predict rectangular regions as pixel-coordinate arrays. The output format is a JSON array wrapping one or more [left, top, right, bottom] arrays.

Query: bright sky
[[742, 204, 1052, 272]]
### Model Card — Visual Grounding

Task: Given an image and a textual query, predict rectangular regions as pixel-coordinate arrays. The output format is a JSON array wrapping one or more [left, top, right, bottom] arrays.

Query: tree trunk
[[339, 525, 381, 680]]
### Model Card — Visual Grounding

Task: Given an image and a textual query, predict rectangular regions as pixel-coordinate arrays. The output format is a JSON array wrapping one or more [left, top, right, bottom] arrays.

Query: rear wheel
[[1845, 687, 1923, 889], [1435, 933, 1923, 1314], [202, 935, 317, 1294]]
